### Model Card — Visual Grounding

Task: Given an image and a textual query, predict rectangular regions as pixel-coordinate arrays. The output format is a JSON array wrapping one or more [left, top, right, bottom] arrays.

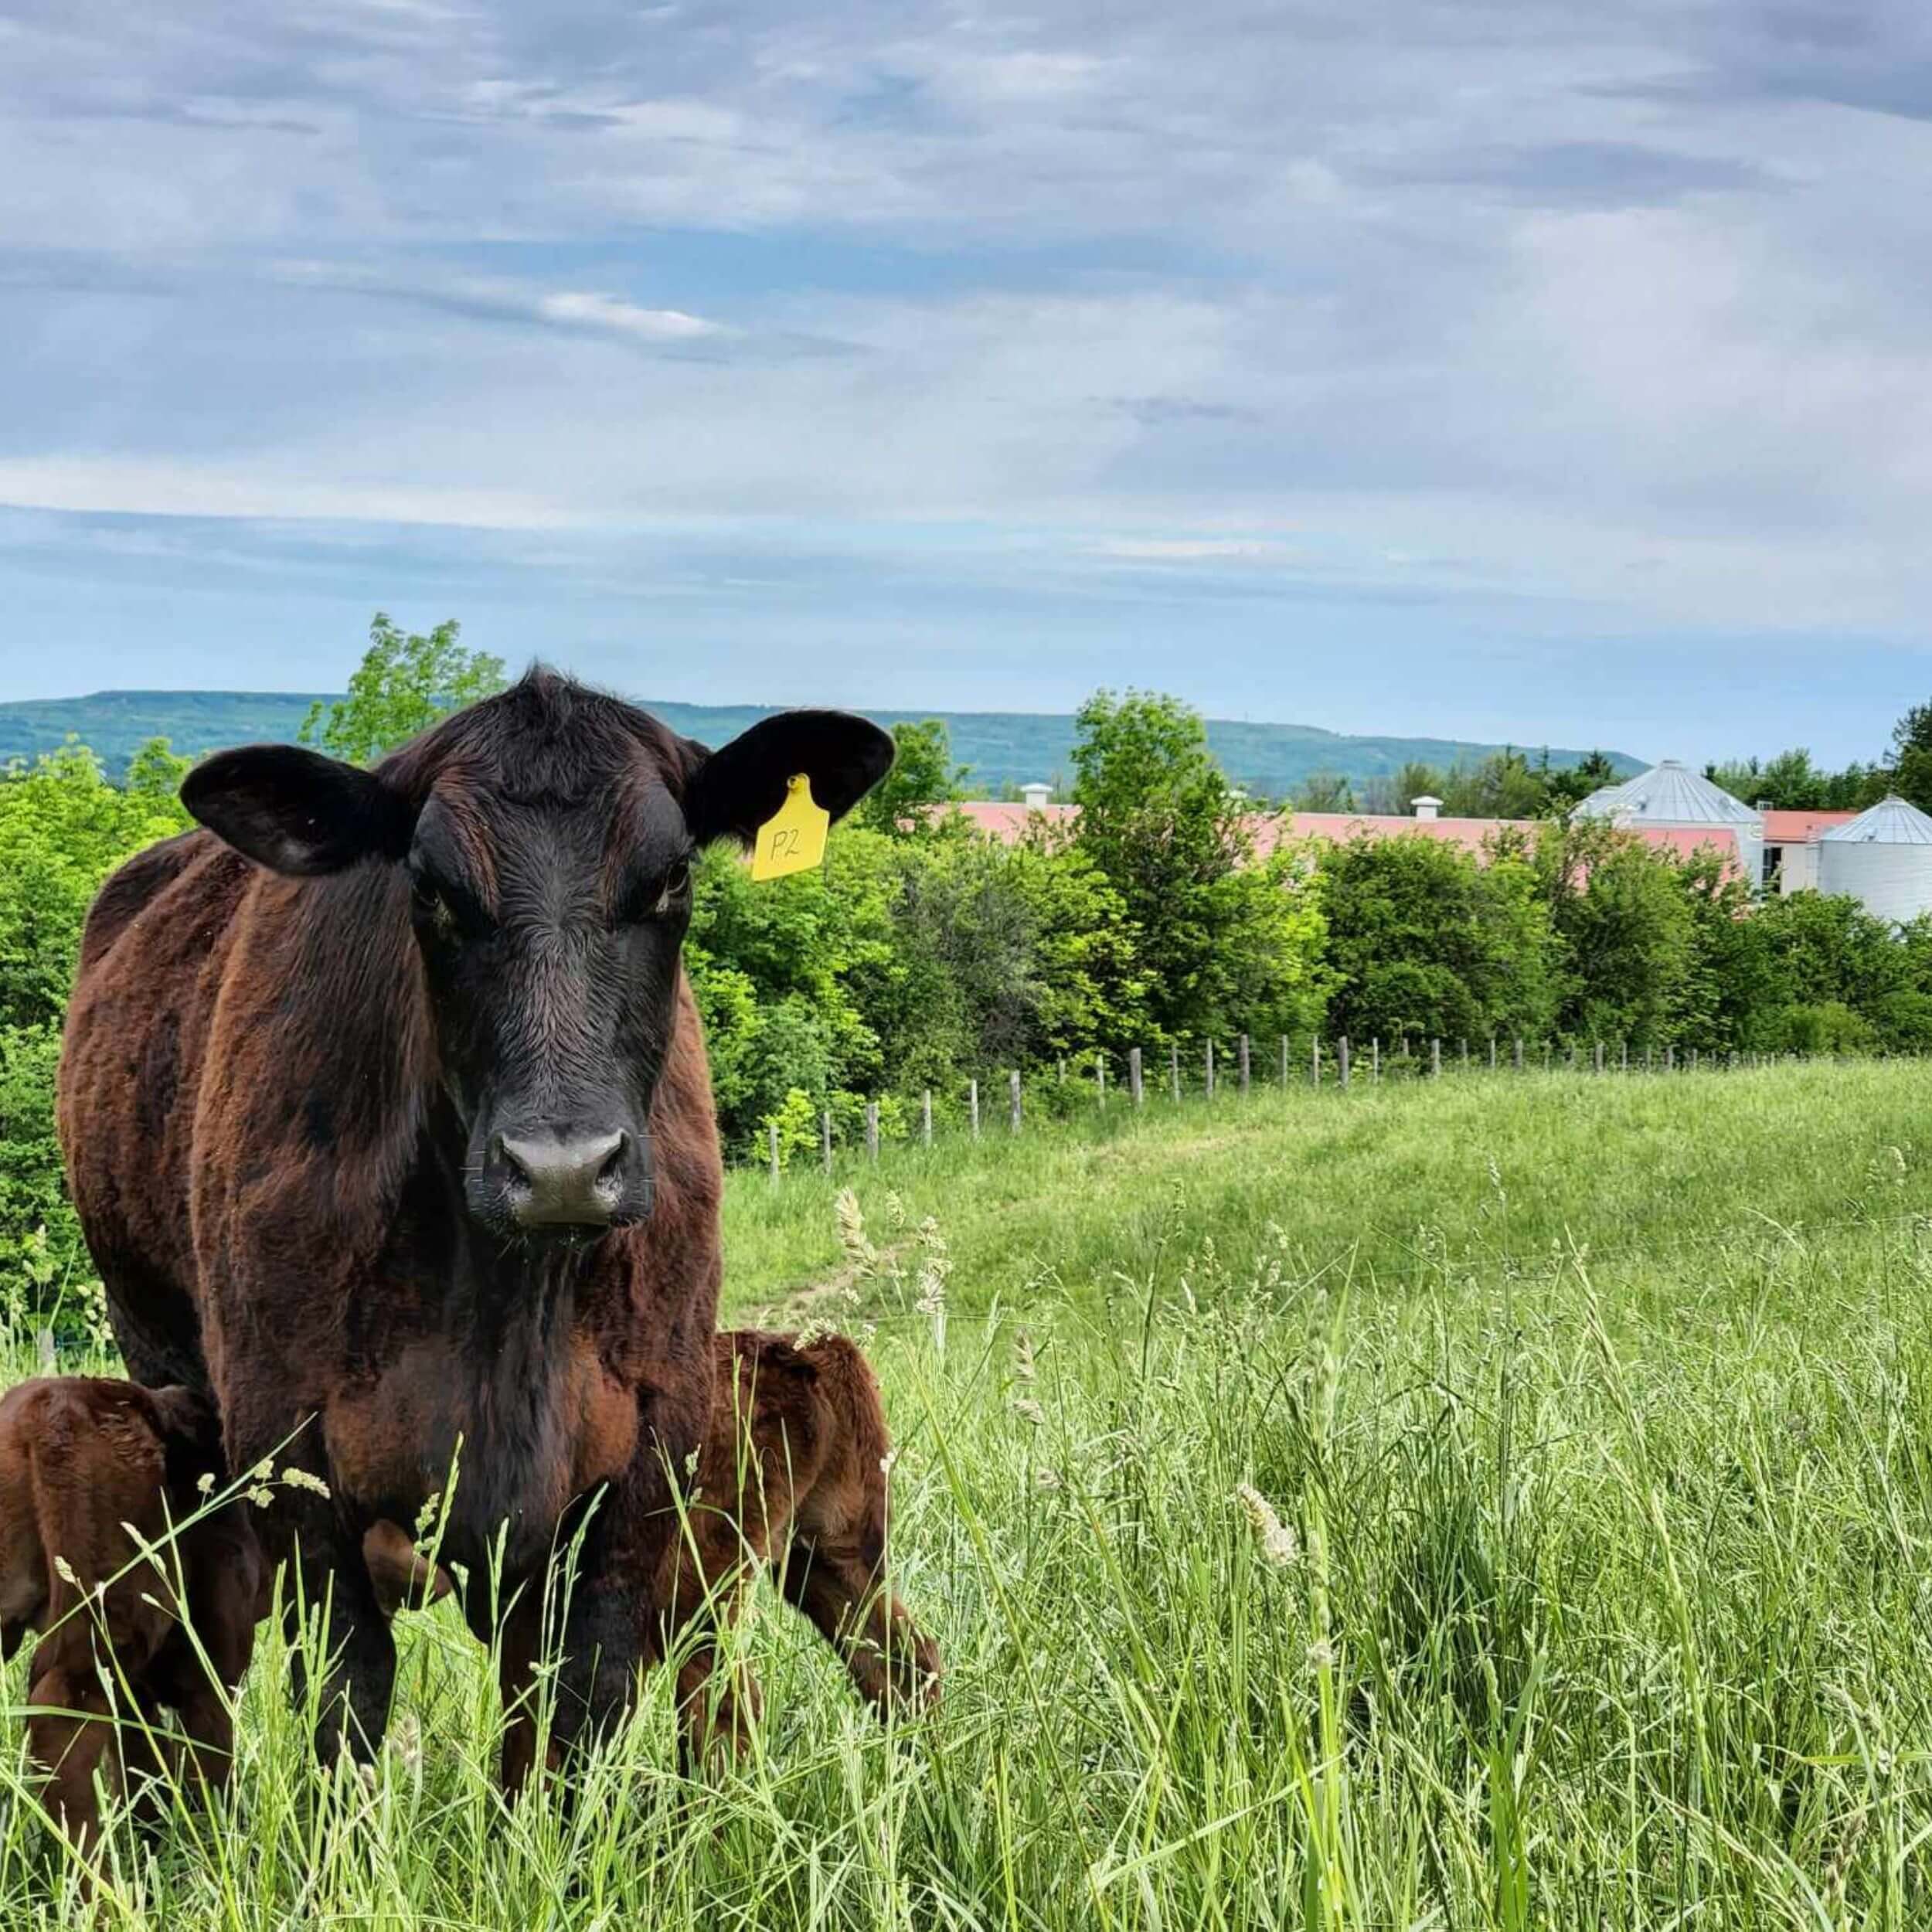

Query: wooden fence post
[[1280, 1035, 1289, 1087], [1372, 1038, 1381, 1083], [865, 1101, 879, 1163], [1312, 1038, 1322, 1087], [1238, 1034, 1250, 1097], [969, 1079, 980, 1139], [1097, 1056, 1107, 1110], [1460, 1038, 1468, 1072], [1689, 1048, 1699, 1073], [1338, 1036, 1351, 1090], [1130, 1046, 1144, 1107], [768, 1121, 780, 1182], [1489, 1036, 1498, 1072], [1513, 1037, 1523, 1073], [1644, 1046, 1652, 1076], [1009, 1069, 1022, 1134], [921, 1090, 933, 1147], [1665, 1045, 1675, 1073], [1621, 1039, 1628, 1073], [823, 1109, 835, 1175], [1205, 1039, 1216, 1099], [1430, 1039, 1442, 1079], [36, 1329, 55, 1376], [1171, 1043, 1181, 1104], [1594, 1041, 1604, 1075]]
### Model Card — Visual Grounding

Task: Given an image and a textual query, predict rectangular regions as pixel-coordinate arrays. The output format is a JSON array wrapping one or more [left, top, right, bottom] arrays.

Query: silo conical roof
[[1821, 795, 1932, 845], [1573, 759, 1760, 826], [1575, 777, 1632, 815]]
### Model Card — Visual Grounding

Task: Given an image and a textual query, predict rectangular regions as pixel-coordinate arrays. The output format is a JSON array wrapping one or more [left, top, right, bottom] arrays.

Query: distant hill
[[0, 689, 1642, 799]]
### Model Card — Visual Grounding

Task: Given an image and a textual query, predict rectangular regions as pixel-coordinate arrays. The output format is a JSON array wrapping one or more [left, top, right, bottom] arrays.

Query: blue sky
[[3, 0, 1931, 764]]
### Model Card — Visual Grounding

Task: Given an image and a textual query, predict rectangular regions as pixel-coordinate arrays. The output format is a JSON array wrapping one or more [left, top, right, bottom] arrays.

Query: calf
[[658, 1331, 941, 1765], [0, 1378, 260, 1855]]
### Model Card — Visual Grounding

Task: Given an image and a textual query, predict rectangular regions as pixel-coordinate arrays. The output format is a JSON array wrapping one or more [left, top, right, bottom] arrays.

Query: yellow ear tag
[[750, 774, 831, 881]]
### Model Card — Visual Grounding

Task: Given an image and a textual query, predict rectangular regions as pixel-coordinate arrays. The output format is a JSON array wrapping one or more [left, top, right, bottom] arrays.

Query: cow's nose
[[497, 1129, 628, 1228]]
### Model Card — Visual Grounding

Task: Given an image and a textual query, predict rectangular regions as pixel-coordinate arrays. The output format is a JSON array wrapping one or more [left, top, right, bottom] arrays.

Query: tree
[[852, 719, 967, 835], [300, 614, 505, 765], [1539, 821, 1697, 1047], [1070, 689, 1325, 1044], [1291, 771, 1355, 812], [0, 740, 191, 1277], [1889, 704, 1932, 814], [1318, 832, 1557, 1046], [1543, 750, 1619, 811]]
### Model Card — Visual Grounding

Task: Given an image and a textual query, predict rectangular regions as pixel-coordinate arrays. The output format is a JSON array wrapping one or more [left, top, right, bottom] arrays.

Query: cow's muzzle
[[485, 1125, 651, 1232]]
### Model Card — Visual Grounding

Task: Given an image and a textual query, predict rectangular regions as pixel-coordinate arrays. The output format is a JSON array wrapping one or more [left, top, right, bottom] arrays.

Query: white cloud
[[1088, 538, 1293, 563], [0, 459, 576, 530]]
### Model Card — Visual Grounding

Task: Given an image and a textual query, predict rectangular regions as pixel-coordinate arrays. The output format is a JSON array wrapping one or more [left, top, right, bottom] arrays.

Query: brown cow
[[56, 672, 893, 1771], [658, 1330, 941, 1768], [0, 1378, 260, 1856]]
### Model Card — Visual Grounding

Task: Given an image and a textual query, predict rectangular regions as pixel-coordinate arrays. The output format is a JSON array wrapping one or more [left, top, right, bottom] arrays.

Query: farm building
[[1572, 758, 1766, 890], [944, 763, 1932, 925]]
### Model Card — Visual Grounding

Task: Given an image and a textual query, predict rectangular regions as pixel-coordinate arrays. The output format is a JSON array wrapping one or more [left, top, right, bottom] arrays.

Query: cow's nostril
[[597, 1132, 629, 1189]]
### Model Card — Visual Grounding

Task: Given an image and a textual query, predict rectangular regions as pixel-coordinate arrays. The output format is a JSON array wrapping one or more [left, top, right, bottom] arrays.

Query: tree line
[[8, 615, 1932, 1284]]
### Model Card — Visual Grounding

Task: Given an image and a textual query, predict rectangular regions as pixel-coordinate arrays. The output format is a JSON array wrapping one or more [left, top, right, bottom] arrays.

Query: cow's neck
[[423, 1220, 606, 1566]]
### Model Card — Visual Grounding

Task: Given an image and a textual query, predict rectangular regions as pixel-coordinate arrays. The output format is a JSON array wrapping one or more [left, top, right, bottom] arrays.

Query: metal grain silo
[[1817, 796, 1932, 923], [1573, 758, 1764, 888]]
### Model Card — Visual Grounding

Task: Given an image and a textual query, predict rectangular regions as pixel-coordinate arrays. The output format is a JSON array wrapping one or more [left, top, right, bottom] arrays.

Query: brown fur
[[56, 675, 893, 1774], [658, 1332, 940, 1767], [0, 1379, 260, 1859]]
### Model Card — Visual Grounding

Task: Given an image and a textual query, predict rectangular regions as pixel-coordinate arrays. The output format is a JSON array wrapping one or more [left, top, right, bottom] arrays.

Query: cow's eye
[[645, 862, 690, 919], [623, 861, 692, 923], [410, 877, 458, 937]]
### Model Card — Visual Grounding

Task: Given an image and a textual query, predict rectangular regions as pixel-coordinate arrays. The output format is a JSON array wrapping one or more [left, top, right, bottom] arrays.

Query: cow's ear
[[182, 744, 416, 876], [682, 710, 896, 848]]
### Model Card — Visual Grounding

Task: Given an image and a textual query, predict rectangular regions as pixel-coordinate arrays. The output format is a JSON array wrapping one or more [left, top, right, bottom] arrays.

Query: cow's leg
[[533, 1444, 696, 1780], [662, 1509, 765, 1771], [779, 1536, 941, 1718], [491, 1583, 560, 1801], [674, 1634, 763, 1772], [280, 1538, 396, 1767], [26, 1660, 119, 1859]]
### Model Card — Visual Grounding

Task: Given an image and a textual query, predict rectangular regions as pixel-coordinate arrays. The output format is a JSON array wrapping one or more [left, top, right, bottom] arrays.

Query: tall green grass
[[6, 1061, 1932, 1927]]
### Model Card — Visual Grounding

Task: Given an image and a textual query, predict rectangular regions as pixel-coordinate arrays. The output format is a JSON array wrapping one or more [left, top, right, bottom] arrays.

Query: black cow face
[[182, 678, 893, 1240]]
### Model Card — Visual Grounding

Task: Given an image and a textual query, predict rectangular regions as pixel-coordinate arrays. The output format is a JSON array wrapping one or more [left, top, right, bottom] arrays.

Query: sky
[[3, 1, 1932, 765]]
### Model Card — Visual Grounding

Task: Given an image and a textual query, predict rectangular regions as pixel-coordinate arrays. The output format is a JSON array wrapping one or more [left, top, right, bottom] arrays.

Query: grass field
[[8, 1060, 1932, 1927]]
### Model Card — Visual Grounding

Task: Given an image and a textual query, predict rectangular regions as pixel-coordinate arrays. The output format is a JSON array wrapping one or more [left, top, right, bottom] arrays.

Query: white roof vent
[[1411, 794, 1443, 822], [1019, 781, 1053, 811]]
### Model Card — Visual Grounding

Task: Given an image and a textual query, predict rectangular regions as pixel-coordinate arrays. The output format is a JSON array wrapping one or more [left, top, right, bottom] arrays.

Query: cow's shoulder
[[78, 828, 230, 974]]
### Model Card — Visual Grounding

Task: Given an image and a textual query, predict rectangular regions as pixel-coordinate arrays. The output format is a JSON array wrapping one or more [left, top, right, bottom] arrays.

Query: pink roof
[[1277, 812, 1528, 856], [1762, 809, 1855, 844], [938, 801, 1078, 838], [934, 801, 1742, 876]]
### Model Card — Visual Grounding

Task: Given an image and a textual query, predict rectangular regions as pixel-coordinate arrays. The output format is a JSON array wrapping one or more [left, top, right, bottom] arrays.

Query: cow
[[56, 671, 893, 1774], [656, 1328, 940, 1768], [0, 1377, 260, 1856]]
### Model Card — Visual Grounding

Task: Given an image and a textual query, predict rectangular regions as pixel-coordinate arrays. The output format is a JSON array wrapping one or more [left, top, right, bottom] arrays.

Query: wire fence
[[757, 1032, 1860, 1179]]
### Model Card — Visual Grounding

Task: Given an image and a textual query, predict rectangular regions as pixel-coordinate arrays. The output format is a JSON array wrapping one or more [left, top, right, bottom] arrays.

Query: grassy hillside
[[0, 688, 1641, 797], [5, 1061, 1932, 1925]]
